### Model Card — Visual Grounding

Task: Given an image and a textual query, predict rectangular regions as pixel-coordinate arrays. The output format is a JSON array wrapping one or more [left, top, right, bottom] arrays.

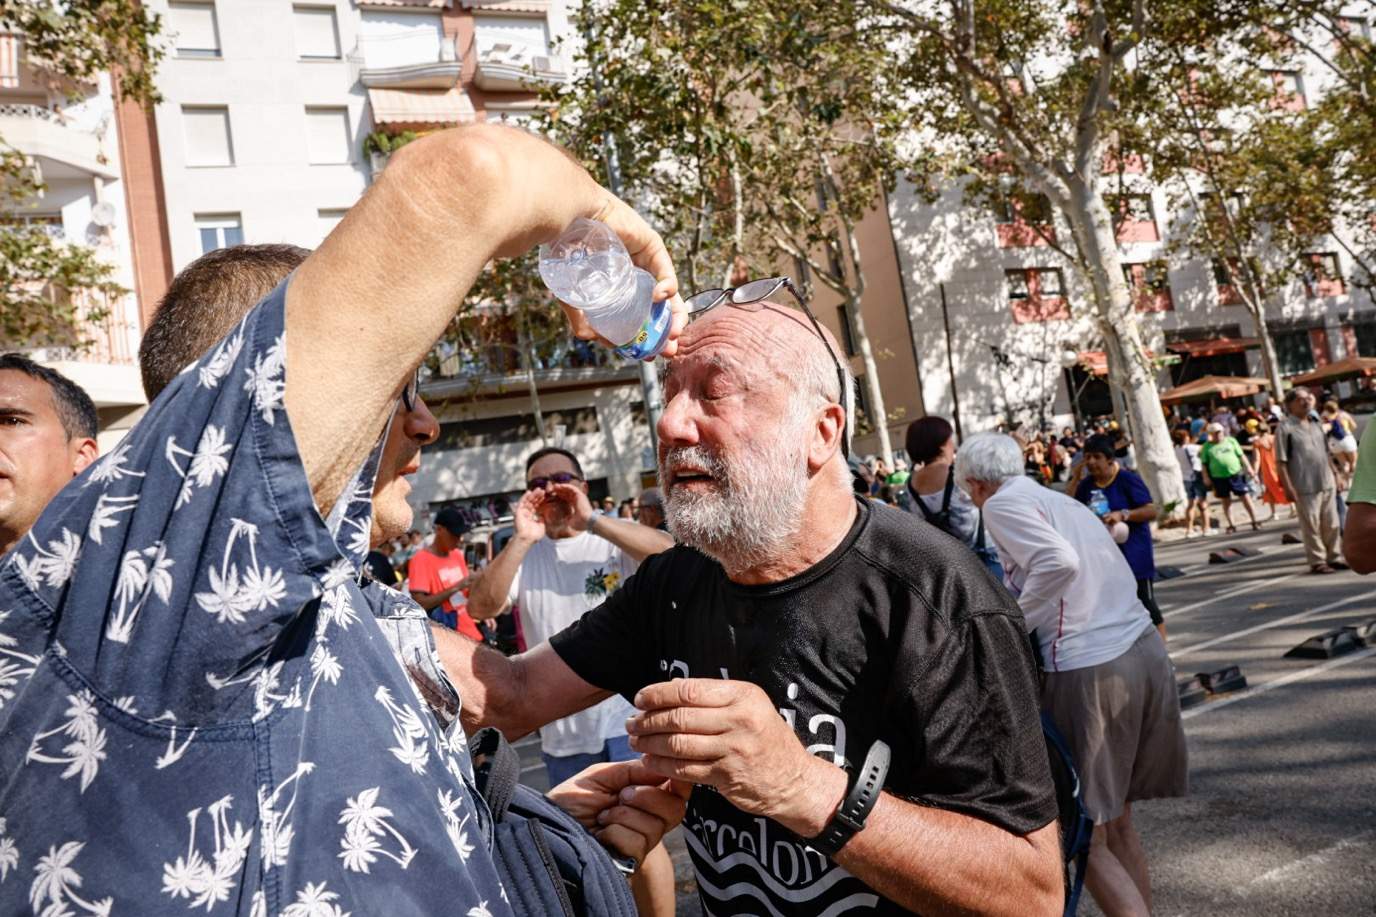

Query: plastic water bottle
[[538, 218, 672, 360], [1088, 489, 1110, 518]]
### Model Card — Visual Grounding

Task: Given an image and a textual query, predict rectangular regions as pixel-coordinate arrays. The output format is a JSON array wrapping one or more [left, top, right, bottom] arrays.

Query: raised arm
[[545, 481, 674, 563], [282, 125, 681, 513], [467, 491, 544, 620]]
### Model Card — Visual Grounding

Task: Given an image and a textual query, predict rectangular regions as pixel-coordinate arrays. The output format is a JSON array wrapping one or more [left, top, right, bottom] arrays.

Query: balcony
[[473, 41, 568, 92], [357, 33, 462, 90], [0, 103, 117, 180]]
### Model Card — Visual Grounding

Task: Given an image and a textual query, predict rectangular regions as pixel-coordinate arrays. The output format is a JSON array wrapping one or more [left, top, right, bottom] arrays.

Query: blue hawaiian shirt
[[0, 283, 513, 917]]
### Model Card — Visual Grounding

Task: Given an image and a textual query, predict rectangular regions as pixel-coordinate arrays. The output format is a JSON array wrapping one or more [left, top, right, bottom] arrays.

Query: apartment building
[[887, 10, 1376, 437], [0, 33, 147, 451]]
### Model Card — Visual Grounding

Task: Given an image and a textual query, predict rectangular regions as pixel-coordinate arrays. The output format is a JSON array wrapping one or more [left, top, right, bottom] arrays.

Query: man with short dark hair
[[138, 243, 310, 400], [0, 353, 99, 554], [409, 506, 480, 638], [1277, 386, 1346, 574], [466, 444, 677, 912]]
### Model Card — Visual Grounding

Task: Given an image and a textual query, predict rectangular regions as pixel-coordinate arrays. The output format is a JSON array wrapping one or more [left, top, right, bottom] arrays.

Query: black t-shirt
[[551, 499, 1056, 915]]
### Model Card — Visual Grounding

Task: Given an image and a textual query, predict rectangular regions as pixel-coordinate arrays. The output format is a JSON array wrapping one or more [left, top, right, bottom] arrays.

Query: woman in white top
[[1172, 427, 1212, 538]]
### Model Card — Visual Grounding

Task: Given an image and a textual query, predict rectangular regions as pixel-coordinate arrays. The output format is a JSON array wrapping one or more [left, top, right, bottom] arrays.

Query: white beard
[[661, 419, 811, 574]]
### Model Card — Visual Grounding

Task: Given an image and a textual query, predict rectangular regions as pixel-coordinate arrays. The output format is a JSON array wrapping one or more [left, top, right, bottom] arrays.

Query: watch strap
[[809, 739, 891, 858]]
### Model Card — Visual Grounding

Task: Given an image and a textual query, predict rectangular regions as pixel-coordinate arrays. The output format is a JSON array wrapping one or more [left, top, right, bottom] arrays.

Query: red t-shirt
[[408, 548, 482, 641]]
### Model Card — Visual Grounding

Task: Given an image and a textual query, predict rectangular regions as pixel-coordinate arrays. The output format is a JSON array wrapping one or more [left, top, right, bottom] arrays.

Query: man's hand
[[513, 490, 547, 545], [546, 482, 596, 532], [627, 679, 847, 838], [547, 760, 691, 866]]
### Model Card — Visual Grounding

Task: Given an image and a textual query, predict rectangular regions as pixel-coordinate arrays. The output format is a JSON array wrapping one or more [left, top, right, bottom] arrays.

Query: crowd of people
[[1, 122, 1375, 917]]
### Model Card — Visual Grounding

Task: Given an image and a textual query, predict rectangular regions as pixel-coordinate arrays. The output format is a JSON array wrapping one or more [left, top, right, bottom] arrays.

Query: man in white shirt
[[467, 445, 676, 913], [956, 432, 1187, 917]]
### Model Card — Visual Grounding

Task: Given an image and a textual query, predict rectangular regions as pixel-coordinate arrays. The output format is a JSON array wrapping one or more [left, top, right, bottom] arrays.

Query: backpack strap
[[470, 726, 522, 822], [913, 467, 956, 526]]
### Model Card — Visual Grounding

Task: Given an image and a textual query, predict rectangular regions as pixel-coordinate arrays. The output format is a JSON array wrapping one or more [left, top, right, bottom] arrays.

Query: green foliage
[[363, 129, 418, 158], [0, 0, 163, 349]]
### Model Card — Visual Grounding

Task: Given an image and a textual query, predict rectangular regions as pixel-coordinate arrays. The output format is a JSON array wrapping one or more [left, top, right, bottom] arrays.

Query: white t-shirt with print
[[508, 531, 639, 757]]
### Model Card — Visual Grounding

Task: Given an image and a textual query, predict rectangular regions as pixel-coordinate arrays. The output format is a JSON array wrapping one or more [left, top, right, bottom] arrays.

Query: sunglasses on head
[[527, 472, 583, 491], [683, 276, 850, 458]]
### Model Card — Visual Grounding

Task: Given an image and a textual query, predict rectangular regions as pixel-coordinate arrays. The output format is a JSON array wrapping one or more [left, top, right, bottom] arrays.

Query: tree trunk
[[1247, 300, 1286, 403], [1067, 183, 1187, 512], [517, 311, 547, 445], [846, 292, 894, 466]]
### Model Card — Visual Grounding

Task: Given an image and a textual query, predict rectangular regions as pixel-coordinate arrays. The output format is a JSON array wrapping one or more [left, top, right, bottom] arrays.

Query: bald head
[[666, 301, 853, 446]]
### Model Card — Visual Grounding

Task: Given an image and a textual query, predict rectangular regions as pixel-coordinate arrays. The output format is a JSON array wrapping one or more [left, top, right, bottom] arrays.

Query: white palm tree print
[[251, 661, 302, 721], [337, 787, 416, 873], [29, 841, 112, 916], [13, 528, 82, 593], [194, 519, 286, 626], [437, 789, 474, 863], [160, 796, 252, 912], [165, 425, 234, 508], [0, 611, 41, 712], [281, 880, 350, 917], [468, 902, 494, 917], [304, 643, 342, 712], [107, 542, 175, 643], [86, 492, 138, 545], [257, 762, 314, 871], [83, 440, 144, 487], [0, 816, 17, 882], [374, 686, 430, 775], [150, 711, 198, 770], [197, 329, 244, 390], [244, 335, 286, 425], [319, 585, 358, 632], [26, 691, 107, 792]]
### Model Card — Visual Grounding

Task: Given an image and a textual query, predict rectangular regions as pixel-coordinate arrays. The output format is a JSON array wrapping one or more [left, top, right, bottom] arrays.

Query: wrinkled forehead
[[663, 304, 821, 390]]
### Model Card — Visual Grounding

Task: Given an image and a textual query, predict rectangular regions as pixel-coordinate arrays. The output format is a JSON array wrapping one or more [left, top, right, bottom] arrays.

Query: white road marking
[[1161, 570, 1304, 619], [520, 759, 545, 775], [1182, 646, 1376, 720], [1233, 828, 1376, 895], [1170, 588, 1376, 657]]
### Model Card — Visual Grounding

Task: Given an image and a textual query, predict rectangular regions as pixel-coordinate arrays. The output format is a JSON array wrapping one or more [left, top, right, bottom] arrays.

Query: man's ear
[[71, 437, 99, 477], [808, 402, 846, 473]]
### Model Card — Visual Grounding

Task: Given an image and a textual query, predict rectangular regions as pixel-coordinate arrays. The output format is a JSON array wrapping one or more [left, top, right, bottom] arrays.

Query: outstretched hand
[[513, 490, 547, 544], [547, 759, 691, 867]]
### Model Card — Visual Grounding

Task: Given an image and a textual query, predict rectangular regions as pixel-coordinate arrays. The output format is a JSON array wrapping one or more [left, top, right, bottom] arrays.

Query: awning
[[367, 86, 476, 125], [1075, 350, 1108, 376], [1160, 375, 1271, 405], [358, 0, 450, 8], [463, 0, 550, 12], [1289, 355, 1376, 386], [1164, 337, 1260, 358]]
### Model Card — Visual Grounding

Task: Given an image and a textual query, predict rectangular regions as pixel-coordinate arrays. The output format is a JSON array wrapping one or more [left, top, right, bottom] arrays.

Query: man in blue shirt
[[0, 125, 687, 916], [1075, 434, 1165, 638]]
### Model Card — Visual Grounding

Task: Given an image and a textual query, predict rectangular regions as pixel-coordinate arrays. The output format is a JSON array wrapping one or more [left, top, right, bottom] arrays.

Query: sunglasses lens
[[731, 278, 782, 308], [528, 478, 546, 490], [685, 290, 726, 314]]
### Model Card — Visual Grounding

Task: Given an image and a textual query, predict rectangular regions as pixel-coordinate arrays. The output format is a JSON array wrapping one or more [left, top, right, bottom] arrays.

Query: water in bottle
[[1088, 489, 1110, 518], [537, 218, 672, 360]]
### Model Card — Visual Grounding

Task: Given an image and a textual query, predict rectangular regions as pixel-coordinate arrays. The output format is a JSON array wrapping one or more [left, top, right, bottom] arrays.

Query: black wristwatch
[[809, 740, 891, 858]]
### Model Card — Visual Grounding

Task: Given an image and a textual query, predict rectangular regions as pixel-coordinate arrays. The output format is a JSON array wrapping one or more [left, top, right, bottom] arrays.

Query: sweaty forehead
[[0, 370, 59, 421], [667, 304, 824, 385]]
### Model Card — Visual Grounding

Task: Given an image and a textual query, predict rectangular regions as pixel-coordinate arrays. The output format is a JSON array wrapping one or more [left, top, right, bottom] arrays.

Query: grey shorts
[[1042, 628, 1189, 824]]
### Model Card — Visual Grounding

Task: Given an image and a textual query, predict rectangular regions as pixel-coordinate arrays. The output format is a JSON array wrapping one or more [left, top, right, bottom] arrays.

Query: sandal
[[1225, 525, 1237, 534], [1311, 564, 1336, 575], [1251, 521, 1262, 531]]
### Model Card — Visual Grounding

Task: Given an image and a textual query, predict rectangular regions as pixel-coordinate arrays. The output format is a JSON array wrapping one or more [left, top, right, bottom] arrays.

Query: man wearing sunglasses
[[440, 283, 1062, 915]]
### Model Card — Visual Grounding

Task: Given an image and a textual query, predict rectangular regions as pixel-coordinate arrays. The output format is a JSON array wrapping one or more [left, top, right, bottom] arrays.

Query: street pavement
[[513, 514, 1376, 915]]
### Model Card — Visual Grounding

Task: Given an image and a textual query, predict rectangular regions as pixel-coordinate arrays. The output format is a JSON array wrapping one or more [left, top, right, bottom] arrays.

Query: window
[[182, 106, 234, 166], [994, 193, 1055, 248], [836, 305, 857, 356], [359, 10, 447, 70], [168, 2, 220, 58], [196, 213, 243, 253], [1353, 320, 1376, 357], [433, 407, 599, 451], [1303, 252, 1345, 298], [1122, 261, 1173, 311], [304, 107, 351, 164], [1268, 70, 1306, 110], [1272, 329, 1315, 375], [1007, 268, 1070, 323], [1107, 193, 1158, 242], [317, 208, 347, 241], [474, 14, 551, 57], [292, 5, 341, 60]]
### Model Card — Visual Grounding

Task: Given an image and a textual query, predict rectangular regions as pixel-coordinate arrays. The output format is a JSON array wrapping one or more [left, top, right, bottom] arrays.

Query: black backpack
[[468, 727, 640, 917], [912, 467, 988, 550], [1041, 713, 1094, 916]]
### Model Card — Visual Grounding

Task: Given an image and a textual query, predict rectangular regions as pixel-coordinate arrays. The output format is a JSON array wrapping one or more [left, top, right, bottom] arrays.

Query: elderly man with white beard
[[435, 287, 1063, 916]]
